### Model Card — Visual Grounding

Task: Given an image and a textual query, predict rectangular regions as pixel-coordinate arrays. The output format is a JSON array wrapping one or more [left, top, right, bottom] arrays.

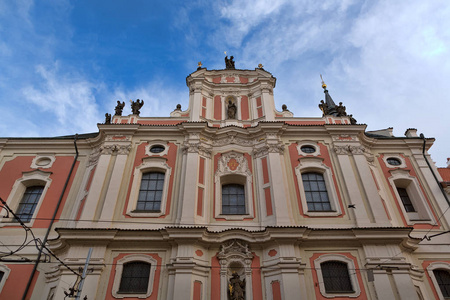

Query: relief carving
[[100, 144, 132, 155], [333, 145, 366, 155], [215, 152, 251, 180]]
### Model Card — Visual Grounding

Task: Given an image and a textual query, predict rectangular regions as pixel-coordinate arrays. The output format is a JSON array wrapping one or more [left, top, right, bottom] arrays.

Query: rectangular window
[[16, 186, 44, 222], [302, 172, 332, 211], [119, 261, 151, 294], [222, 184, 246, 215], [321, 261, 353, 293], [396, 187, 416, 212], [136, 172, 164, 212]]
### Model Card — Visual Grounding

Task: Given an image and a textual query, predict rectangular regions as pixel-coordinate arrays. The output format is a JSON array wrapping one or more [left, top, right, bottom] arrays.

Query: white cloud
[[22, 64, 101, 136], [109, 81, 187, 118]]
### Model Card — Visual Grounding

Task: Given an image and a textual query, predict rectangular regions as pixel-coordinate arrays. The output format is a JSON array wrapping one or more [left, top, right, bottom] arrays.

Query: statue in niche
[[225, 55, 236, 69], [336, 102, 347, 116], [104, 113, 111, 124], [228, 272, 245, 300], [114, 101, 125, 116], [227, 100, 237, 119], [131, 99, 144, 115]]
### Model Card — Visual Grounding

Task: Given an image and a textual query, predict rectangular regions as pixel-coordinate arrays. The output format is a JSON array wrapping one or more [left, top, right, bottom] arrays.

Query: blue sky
[[0, 0, 449, 166]]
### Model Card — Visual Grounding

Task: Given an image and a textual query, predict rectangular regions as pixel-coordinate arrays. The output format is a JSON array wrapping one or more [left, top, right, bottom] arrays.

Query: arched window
[[119, 261, 151, 294], [396, 187, 416, 212], [222, 184, 246, 214], [16, 186, 44, 222], [433, 269, 450, 298], [136, 172, 165, 212], [321, 261, 353, 293], [302, 172, 331, 211]]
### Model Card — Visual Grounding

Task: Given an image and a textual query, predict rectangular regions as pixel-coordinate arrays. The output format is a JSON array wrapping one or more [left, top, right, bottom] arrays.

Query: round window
[[36, 157, 52, 166], [300, 145, 316, 154], [150, 145, 165, 153], [387, 158, 402, 166]]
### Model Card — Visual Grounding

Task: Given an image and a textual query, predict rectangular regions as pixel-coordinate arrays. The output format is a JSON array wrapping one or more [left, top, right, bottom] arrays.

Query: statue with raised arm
[[114, 101, 125, 116], [229, 273, 245, 300], [131, 99, 144, 115]]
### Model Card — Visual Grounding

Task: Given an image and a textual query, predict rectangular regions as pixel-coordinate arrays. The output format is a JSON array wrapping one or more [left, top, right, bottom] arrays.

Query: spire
[[319, 75, 337, 116]]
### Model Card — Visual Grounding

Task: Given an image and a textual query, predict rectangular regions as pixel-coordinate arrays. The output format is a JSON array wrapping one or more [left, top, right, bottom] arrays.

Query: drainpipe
[[22, 134, 79, 300], [420, 133, 450, 207]]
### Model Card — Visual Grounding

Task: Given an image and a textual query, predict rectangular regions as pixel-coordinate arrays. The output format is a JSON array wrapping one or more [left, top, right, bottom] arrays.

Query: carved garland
[[100, 144, 132, 155]]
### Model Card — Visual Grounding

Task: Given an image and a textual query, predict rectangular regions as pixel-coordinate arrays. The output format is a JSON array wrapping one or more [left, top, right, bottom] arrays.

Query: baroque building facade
[[1, 60, 450, 299]]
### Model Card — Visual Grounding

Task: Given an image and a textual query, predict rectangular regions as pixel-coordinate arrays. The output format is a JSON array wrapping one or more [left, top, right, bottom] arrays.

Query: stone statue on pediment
[[104, 113, 111, 124], [131, 99, 144, 115], [225, 55, 235, 69], [114, 101, 125, 116]]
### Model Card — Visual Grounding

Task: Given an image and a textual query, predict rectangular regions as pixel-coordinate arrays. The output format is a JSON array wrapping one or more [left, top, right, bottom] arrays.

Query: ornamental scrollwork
[[333, 145, 365, 155], [100, 144, 132, 155], [88, 147, 101, 167], [213, 136, 254, 147], [215, 152, 251, 180], [182, 141, 212, 158]]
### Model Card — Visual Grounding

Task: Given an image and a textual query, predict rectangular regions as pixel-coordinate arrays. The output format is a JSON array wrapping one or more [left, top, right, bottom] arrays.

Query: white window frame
[[145, 141, 169, 157], [297, 141, 321, 157], [126, 157, 171, 217], [30, 154, 56, 169], [427, 262, 450, 300], [214, 152, 254, 220], [112, 254, 158, 299], [382, 154, 407, 169], [0, 265, 11, 294], [295, 157, 341, 217], [0, 170, 52, 226], [314, 254, 361, 298], [388, 169, 434, 224]]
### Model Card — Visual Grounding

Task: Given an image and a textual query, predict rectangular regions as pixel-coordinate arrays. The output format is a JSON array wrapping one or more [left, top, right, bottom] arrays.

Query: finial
[[198, 61, 202, 68], [320, 74, 327, 89], [258, 63, 263, 69], [224, 51, 227, 56]]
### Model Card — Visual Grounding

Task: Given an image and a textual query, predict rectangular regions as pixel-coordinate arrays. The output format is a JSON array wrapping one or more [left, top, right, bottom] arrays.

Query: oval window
[[300, 145, 316, 154], [387, 158, 401, 166], [150, 145, 165, 153], [36, 157, 52, 166]]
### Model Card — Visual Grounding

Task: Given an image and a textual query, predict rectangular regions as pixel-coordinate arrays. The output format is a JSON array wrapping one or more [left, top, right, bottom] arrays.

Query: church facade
[[1, 59, 450, 299]]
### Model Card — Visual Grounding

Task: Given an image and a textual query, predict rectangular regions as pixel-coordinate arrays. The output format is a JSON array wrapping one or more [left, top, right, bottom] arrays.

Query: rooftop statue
[[114, 101, 125, 116], [225, 55, 235, 69], [131, 99, 144, 115], [104, 113, 111, 124]]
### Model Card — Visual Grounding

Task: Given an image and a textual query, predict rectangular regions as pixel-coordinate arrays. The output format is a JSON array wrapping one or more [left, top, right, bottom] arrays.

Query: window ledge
[[304, 210, 341, 217], [127, 210, 164, 218], [217, 214, 252, 221]]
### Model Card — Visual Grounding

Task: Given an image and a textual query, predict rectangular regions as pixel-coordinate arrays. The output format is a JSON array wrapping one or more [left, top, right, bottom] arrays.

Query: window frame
[[126, 157, 171, 217], [0, 265, 10, 294], [427, 262, 450, 300], [295, 157, 341, 217], [112, 254, 157, 299], [314, 254, 361, 298], [389, 169, 434, 224], [1, 170, 51, 226], [302, 172, 332, 212], [214, 152, 254, 220], [221, 181, 246, 215]]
